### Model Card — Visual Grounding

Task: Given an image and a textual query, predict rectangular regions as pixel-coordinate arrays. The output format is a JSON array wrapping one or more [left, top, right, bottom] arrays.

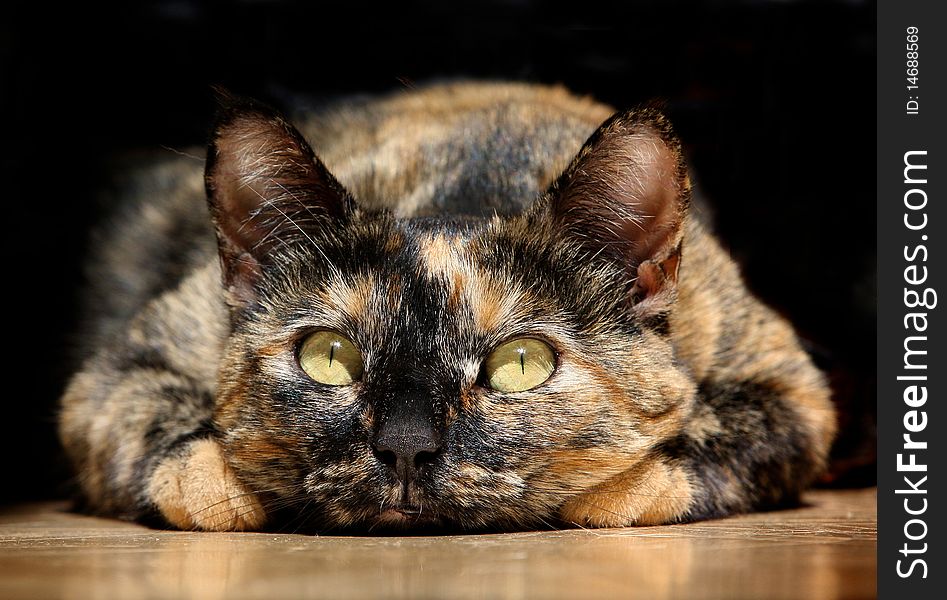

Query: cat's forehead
[[412, 228, 530, 334], [280, 211, 619, 349], [321, 218, 530, 340]]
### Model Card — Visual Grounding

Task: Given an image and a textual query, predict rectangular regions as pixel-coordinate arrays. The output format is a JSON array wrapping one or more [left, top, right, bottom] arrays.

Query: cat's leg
[[557, 455, 695, 527], [59, 365, 265, 531], [148, 437, 266, 531], [558, 373, 833, 527], [658, 375, 835, 522], [658, 285, 839, 522]]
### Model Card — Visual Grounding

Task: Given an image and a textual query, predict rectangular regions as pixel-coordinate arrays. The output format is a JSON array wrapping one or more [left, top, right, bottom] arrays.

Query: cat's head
[[204, 93, 695, 531]]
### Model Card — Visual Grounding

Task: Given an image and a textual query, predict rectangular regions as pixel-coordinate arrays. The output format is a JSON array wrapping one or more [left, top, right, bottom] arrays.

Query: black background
[[0, 0, 875, 505]]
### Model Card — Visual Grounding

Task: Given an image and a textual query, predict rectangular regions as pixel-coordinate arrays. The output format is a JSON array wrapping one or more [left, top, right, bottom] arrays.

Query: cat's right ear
[[205, 91, 354, 308]]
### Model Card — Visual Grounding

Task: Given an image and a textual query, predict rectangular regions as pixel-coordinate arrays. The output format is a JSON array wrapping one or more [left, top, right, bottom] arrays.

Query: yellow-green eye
[[298, 330, 364, 386], [483, 338, 556, 392]]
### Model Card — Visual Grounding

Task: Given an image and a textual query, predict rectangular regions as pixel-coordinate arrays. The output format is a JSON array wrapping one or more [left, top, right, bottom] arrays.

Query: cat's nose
[[373, 421, 441, 484]]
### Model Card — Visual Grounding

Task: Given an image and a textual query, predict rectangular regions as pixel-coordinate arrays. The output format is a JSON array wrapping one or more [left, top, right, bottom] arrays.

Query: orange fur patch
[[466, 271, 528, 334], [147, 438, 266, 531], [558, 458, 693, 527], [417, 233, 462, 278], [323, 273, 374, 320], [418, 233, 528, 329]]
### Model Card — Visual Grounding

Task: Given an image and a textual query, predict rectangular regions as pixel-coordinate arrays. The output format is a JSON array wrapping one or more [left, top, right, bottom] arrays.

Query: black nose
[[373, 424, 441, 485]]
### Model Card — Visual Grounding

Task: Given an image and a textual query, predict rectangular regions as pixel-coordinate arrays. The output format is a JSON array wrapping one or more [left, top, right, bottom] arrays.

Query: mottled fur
[[59, 82, 835, 532]]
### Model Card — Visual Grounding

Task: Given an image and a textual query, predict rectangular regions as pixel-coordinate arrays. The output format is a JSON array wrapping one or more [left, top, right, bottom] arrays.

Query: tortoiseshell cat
[[59, 82, 836, 532]]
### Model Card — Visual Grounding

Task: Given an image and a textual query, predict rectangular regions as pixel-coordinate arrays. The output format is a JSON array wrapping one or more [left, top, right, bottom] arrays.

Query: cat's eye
[[483, 338, 556, 392], [298, 330, 364, 386]]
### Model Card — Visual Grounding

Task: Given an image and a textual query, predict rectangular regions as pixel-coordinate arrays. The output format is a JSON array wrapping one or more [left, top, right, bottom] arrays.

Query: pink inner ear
[[631, 250, 681, 304], [554, 114, 688, 271], [206, 106, 352, 266], [620, 134, 685, 261], [208, 114, 321, 253], [211, 155, 265, 252], [204, 101, 355, 306]]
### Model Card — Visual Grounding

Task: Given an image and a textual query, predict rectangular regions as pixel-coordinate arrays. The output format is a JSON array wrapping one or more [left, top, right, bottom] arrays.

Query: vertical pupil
[[518, 347, 526, 374], [329, 340, 340, 367]]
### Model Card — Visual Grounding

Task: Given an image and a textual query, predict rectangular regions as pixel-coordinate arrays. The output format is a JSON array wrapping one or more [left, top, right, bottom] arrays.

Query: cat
[[59, 82, 836, 532]]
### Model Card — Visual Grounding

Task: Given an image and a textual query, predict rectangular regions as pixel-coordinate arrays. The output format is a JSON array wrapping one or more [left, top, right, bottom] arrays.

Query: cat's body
[[60, 82, 835, 532]]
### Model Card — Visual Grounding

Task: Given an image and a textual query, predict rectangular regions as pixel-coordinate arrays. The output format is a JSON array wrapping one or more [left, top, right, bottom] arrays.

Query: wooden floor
[[0, 488, 876, 600]]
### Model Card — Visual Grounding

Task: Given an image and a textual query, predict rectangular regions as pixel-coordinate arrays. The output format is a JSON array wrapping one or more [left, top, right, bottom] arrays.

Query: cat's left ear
[[205, 91, 354, 308], [545, 107, 690, 309]]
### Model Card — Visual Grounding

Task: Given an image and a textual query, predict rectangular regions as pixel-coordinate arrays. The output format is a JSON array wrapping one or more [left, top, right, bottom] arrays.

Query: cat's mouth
[[374, 504, 441, 530]]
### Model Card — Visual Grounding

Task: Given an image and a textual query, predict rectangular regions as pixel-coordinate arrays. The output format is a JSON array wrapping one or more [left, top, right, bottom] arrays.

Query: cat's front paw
[[558, 460, 693, 527], [147, 438, 266, 531]]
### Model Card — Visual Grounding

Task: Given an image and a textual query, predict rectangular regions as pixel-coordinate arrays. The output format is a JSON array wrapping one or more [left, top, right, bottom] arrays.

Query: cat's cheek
[[557, 459, 693, 527], [147, 438, 267, 531]]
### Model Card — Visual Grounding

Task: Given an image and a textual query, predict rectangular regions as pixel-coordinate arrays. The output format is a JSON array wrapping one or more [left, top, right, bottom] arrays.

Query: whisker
[[251, 178, 342, 277]]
